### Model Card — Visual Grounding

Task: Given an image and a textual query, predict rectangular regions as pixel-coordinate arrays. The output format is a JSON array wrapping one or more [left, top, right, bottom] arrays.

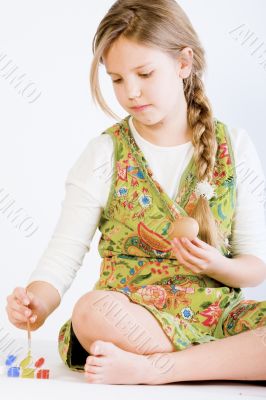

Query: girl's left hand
[[170, 236, 225, 276]]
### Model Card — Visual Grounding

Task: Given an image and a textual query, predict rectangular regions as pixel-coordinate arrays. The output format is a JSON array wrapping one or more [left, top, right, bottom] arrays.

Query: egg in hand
[[168, 216, 199, 241]]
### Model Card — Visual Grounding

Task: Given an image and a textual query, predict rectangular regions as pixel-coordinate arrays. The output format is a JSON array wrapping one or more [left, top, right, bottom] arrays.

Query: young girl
[[6, 0, 266, 385]]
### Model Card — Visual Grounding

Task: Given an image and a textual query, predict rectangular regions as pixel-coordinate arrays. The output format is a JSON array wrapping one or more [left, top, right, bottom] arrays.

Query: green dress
[[58, 115, 266, 371]]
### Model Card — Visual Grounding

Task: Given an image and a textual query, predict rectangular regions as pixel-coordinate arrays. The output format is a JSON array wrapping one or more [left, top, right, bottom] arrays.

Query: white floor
[[0, 340, 265, 400]]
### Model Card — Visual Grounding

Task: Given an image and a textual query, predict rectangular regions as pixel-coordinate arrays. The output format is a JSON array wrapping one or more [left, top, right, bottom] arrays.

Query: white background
[[0, 0, 265, 347]]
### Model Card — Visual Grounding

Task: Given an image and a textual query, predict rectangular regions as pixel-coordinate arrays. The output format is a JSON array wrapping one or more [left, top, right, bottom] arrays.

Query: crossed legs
[[71, 289, 176, 356], [71, 290, 266, 384]]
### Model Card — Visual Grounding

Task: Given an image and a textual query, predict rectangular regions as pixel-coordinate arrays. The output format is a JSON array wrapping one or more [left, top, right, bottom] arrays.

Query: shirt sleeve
[[229, 127, 266, 263], [26, 133, 114, 298]]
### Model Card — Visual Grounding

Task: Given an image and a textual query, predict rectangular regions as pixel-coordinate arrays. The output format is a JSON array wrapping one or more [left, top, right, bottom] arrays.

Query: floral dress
[[58, 115, 266, 371]]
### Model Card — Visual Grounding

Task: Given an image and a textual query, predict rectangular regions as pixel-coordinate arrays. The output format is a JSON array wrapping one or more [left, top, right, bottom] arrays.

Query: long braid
[[184, 72, 224, 248]]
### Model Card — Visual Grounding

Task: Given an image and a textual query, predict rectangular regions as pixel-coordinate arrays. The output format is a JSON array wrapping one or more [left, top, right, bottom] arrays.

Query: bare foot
[[84, 340, 175, 385]]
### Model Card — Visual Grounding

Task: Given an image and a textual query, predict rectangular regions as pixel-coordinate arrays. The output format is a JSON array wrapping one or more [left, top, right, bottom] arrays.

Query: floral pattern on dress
[[58, 115, 266, 371]]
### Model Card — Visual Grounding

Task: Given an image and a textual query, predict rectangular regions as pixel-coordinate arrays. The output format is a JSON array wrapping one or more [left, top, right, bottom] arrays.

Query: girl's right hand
[[6, 287, 49, 331]]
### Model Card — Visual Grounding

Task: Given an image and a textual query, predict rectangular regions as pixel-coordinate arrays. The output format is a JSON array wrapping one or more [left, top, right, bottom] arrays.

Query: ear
[[177, 47, 193, 79]]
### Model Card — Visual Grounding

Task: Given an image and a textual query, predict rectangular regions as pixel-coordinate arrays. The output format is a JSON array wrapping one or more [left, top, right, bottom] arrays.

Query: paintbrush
[[25, 290, 32, 356], [27, 318, 31, 356]]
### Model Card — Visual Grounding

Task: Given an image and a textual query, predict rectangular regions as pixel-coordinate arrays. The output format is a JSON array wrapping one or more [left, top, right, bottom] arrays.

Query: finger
[[172, 242, 199, 273], [173, 238, 203, 265], [191, 236, 209, 249], [13, 287, 30, 306], [9, 310, 37, 324], [8, 318, 27, 330], [13, 321, 27, 330], [171, 243, 185, 263], [7, 300, 32, 318], [180, 237, 207, 259], [9, 310, 29, 323]]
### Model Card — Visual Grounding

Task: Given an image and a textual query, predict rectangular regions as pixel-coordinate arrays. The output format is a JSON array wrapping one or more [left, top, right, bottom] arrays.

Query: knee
[[71, 290, 127, 337], [72, 290, 102, 326]]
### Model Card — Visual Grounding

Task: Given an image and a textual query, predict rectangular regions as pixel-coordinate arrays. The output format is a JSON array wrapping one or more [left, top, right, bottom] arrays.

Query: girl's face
[[103, 35, 192, 127]]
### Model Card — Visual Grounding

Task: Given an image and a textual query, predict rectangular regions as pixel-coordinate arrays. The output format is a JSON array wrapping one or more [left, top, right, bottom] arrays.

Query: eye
[[112, 78, 122, 84], [112, 71, 154, 84], [139, 71, 153, 78]]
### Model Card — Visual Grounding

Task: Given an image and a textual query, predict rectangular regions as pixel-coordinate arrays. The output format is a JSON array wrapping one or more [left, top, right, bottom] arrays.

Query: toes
[[84, 364, 102, 374], [89, 340, 116, 356], [85, 355, 105, 367], [84, 372, 103, 384]]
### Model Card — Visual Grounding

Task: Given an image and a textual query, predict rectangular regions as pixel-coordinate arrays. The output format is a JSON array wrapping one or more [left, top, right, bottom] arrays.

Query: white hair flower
[[194, 180, 216, 201]]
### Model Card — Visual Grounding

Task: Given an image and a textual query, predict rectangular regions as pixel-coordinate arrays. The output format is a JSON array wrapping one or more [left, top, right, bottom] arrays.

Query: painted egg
[[169, 217, 199, 241]]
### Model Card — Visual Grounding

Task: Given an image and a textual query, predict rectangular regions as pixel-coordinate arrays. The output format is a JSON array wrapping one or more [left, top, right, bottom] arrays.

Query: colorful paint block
[[21, 368, 35, 379], [36, 369, 49, 379], [7, 367, 20, 377], [4, 353, 50, 379]]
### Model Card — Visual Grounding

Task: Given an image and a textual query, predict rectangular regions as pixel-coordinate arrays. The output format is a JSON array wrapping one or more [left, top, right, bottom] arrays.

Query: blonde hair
[[90, 0, 224, 249]]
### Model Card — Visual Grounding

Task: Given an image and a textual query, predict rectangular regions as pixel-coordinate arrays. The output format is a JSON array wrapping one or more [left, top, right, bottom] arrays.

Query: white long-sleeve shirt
[[27, 116, 266, 298]]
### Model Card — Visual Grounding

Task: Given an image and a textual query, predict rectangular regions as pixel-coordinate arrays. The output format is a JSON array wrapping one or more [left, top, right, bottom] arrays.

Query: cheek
[[150, 76, 176, 100], [140, 80, 160, 104], [113, 86, 125, 103]]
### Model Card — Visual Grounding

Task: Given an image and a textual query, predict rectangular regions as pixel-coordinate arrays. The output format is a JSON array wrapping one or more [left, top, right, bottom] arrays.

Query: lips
[[130, 104, 150, 111]]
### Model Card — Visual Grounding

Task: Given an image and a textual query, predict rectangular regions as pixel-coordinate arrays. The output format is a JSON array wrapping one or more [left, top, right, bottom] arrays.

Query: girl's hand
[[170, 236, 225, 276], [6, 287, 49, 331]]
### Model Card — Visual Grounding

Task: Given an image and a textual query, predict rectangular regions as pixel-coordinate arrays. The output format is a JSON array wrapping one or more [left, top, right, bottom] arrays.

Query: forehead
[[103, 36, 173, 73]]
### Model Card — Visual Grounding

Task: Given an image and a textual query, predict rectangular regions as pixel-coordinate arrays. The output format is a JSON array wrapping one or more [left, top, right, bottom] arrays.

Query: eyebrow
[[106, 63, 153, 75]]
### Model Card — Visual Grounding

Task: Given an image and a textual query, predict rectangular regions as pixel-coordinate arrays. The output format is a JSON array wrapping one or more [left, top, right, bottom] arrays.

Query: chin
[[132, 112, 164, 127], [141, 116, 165, 127]]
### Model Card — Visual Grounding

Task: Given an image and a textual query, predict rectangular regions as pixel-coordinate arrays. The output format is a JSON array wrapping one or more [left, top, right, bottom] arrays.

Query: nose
[[126, 81, 141, 100], [128, 90, 141, 100]]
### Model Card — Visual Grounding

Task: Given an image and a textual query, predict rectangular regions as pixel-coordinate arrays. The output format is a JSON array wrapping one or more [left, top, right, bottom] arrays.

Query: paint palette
[[2, 353, 50, 379]]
